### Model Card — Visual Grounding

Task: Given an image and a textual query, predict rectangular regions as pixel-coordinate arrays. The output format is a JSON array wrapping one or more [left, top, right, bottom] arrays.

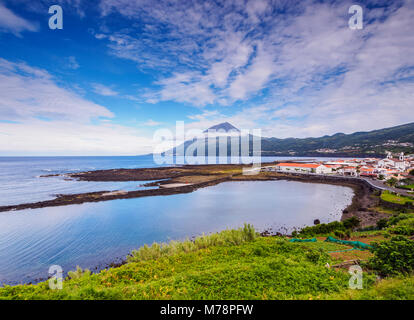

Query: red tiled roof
[[277, 163, 321, 168]]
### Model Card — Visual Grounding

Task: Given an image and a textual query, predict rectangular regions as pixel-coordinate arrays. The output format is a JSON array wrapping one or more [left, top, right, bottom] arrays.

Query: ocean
[[0, 155, 334, 207]]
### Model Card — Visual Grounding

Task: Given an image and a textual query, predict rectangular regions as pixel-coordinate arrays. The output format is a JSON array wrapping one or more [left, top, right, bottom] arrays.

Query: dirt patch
[[160, 183, 192, 188], [102, 190, 128, 197], [329, 250, 373, 262], [349, 235, 385, 243]]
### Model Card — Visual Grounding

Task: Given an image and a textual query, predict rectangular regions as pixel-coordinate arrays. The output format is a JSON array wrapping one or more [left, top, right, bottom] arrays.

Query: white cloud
[[4, 0, 410, 145], [228, 45, 274, 100], [174, 0, 414, 137], [67, 56, 80, 70], [0, 119, 154, 155], [0, 3, 38, 35], [0, 58, 113, 121], [151, 72, 215, 107], [91, 83, 119, 96], [0, 58, 156, 155], [143, 119, 162, 126]]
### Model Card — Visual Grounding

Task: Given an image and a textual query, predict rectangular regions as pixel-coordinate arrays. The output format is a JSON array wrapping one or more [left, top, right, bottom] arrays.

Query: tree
[[376, 218, 388, 230], [386, 177, 398, 187], [343, 216, 360, 230]]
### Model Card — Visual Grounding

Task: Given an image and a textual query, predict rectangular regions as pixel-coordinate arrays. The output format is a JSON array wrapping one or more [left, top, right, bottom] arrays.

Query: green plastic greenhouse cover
[[324, 236, 373, 250], [289, 238, 317, 242]]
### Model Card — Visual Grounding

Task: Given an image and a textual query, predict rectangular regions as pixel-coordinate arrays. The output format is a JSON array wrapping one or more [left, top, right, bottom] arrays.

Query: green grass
[[0, 237, 351, 300], [0, 225, 412, 300], [398, 184, 414, 191], [327, 276, 414, 300], [381, 191, 414, 204]]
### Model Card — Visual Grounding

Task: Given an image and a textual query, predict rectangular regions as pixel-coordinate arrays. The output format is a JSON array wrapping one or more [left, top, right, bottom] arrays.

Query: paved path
[[360, 177, 413, 197]]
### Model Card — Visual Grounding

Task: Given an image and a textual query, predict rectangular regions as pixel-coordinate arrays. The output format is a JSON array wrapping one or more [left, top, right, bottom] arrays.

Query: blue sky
[[0, 0, 413, 155]]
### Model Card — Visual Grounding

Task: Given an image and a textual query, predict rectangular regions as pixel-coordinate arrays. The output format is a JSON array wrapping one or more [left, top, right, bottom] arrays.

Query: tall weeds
[[127, 223, 257, 263]]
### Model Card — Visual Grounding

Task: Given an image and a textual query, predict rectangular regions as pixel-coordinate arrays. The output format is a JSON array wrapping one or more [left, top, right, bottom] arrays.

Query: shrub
[[305, 248, 329, 264], [334, 230, 351, 239], [391, 218, 414, 236], [368, 236, 414, 276], [297, 217, 360, 238], [386, 177, 398, 187], [67, 266, 91, 280], [297, 221, 345, 237], [376, 218, 388, 230], [343, 217, 360, 229], [387, 213, 412, 226]]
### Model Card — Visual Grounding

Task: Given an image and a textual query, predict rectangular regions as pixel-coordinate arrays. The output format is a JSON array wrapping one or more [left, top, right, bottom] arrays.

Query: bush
[[334, 230, 351, 239], [387, 213, 413, 226], [305, 248, 329, 264], [343, 217, 360, 229], [297, 217, 360, 238], [67, 266, 91, 280], [386, 177, 398, 187], [390, 218, 414, 236], [297, 221, 345, 237], [368, 236, 414, 276], [376, 218, 388, 230]]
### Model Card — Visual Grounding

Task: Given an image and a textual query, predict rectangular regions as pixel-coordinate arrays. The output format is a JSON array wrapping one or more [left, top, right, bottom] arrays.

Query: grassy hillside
[[170, 122, 414, 157], [1, 221, 413, 300], [261, 122, 414, 155]]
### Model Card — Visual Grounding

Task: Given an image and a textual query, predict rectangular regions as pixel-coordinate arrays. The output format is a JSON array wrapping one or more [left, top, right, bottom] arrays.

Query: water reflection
[[0, 180, 353, 285]]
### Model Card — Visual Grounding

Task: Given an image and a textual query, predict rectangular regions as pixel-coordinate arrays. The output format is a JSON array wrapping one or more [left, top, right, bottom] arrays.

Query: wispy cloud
[[0, 58, 154, 155], [95, 0, 414, 136], [143, 119, 162, 126], [91, 83, 119, 96], [0, 58, 112, 121], [2, 0, 414, 157], [66, 56, 80, 70], [0, 3, 38, 36]]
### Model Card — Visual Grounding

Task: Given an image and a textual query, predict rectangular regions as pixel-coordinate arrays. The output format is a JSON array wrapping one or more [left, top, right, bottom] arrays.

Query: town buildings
[[263, 152, 414, 181]]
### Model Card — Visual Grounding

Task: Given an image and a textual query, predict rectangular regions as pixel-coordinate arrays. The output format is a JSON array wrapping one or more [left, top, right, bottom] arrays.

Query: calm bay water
[[0, 156, 159, 206], [0, 156, 354, 285], [0, 180, 353, 285], [0, 155, 347, 206]]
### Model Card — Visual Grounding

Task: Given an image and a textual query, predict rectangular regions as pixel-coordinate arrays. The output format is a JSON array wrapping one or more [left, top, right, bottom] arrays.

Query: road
[[261, 167, 413, 197], [360, 177, 413, 197]]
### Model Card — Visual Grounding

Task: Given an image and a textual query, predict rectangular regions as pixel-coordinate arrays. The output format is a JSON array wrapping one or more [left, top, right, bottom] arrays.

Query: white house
[[378, 152, 409, 171], [275, 163, 332, 174], [338, 166, 358, 176]]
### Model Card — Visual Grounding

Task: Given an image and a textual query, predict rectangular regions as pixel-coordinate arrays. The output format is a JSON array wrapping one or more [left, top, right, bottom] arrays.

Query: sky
[[0, 0, 413, 155]]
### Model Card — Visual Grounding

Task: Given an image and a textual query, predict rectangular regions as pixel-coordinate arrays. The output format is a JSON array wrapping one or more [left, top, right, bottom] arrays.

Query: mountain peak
[[204, 122, 240, 133]]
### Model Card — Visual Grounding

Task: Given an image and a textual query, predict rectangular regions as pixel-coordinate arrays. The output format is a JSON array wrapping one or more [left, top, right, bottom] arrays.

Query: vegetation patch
[[292, 217, 360, 238], [381, 191, 414, 205], [1, 219, 413, 300], [367, 236, 414, 276]]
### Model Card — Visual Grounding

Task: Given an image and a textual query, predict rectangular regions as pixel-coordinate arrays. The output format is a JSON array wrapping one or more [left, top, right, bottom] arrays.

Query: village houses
[[263, 152, 414, 181]]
